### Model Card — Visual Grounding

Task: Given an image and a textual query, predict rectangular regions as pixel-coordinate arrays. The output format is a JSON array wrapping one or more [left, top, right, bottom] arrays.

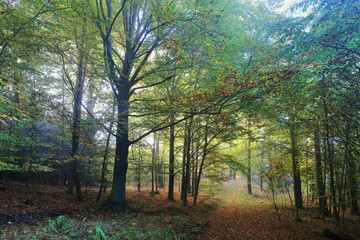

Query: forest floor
[[0, 180, 359, 239]]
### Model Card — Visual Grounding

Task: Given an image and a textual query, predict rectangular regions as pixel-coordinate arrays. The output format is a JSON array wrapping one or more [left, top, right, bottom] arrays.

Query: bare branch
[[129, 75, 174, 96]]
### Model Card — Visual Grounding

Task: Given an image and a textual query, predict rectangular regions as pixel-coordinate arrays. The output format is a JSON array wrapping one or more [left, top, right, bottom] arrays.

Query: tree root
[[103, 199, 135, 213]]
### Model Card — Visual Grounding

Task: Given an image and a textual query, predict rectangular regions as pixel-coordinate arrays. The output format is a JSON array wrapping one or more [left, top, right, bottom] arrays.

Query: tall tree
[[93, 0, 208, 209]]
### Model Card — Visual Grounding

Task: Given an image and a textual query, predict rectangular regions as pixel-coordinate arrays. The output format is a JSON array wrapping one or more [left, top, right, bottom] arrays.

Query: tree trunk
[[151, 133, 156, 197], [194, 121, 208, 205], [155, 132, 163, 189], [181, 127, 187, 201], [324, 101, 339, 222], [247, 120, 252, 195], [167, 118, 175, 201], [289, 119, 303, 221], [96, 103, 114, 202], [344, 122, 360, 216], [182, 121, 192, 206], [27, 87, 36, 187], [314, 128, 328, 217], [69, 51, 85, 201], [137, 143, 142, 194], [107, 96, 129, 210], [260, 157, 264, 192]]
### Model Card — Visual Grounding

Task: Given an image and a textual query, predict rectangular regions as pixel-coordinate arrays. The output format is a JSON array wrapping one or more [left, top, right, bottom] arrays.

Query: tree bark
[[151, 133, 156, 197], [247, 119, 252, 195], [181, 127, 187, 201], [323, 100, 339, 222], [69, 50, 85, 201], [107, 99, 129, 210], [314, 128, 328, 217], [167, 117, 175, 201], [194, 121, 208, 205], [289, 118, 303, 221], [344, 122, 360, 216], [182, 120, 192, 206], [96, 102, 114, 202]]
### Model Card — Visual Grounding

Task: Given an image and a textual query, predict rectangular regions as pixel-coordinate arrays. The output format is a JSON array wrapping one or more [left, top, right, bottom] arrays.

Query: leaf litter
[[0, 180, 359, 239]]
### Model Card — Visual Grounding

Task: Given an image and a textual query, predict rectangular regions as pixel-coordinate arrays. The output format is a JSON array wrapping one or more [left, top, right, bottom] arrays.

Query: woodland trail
[[201, 180, 339, 240]]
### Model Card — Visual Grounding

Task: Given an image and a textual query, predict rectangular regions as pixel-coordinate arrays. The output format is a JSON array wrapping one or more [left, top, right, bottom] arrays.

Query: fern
[[111, 230, 139, 240], [47, 215, 76, 234], [111, 232, 123, 240], [49, 222, 58, 233], [95, 226, 107, 240]]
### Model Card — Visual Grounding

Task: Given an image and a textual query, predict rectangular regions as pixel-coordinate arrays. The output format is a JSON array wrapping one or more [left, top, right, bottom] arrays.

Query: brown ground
[[0, 180, 359, 239]]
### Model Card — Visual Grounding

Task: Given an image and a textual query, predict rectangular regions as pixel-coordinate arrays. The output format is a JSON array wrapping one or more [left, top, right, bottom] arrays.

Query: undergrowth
[[1, 214, 199, 240]]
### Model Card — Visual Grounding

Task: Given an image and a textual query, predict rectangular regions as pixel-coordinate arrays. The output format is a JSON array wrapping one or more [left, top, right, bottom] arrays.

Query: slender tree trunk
[[182, 121, 192, 206], [69, 51, 85, 201], [27, 87, 36, 187], [192, 144, 199, 196], [137, 143, 142, 194], [194, 121, 208, 205], [322, 137, 330, 216], [344, 122, 360, 216], [96, 103, 114, 202], [151, 133, 156, 197], [167, 117, 175, 201], [187, 138, 192, 195], [324, 101, 339, 222], [247, 120, 252, 195], [289, 119, 303, 221], [314, 128, 328, 217], [181, 126, 187, 201], [260, 157, 264, 191], [155, 132, 162, 190]]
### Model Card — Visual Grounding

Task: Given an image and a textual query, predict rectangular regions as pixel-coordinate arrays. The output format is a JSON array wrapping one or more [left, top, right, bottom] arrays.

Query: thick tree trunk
[[167, 119, 175, 201], [107, 96, 129, 210], [101, 0, 132, 209]]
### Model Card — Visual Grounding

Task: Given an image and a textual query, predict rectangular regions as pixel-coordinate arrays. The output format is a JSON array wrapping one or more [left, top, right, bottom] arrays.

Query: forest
[[0, 0, 359, 239]]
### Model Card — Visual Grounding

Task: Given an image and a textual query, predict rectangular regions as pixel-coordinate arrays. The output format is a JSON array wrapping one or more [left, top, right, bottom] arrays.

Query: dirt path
[[201, 180, 337, 240]]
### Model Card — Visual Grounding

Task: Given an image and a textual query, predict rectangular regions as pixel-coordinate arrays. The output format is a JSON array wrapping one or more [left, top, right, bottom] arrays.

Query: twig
[[0, 211, 40, 226]]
